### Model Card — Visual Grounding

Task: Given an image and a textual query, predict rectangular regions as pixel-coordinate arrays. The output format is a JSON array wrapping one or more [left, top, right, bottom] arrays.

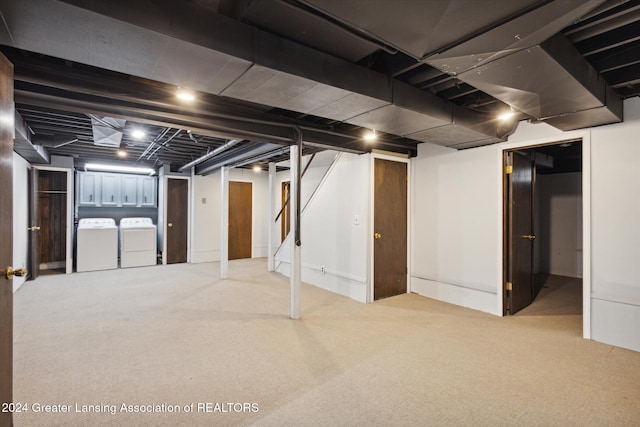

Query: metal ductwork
[[455, 33, 622, 130], [420, 0, 622, 130], [291, 0, 620, 131], [90, 116, 125, 147], [0, 0, 512, 150], [13, 111, 49, 163]]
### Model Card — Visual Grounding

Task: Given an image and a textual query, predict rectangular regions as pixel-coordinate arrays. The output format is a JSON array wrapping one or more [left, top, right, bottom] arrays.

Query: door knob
[[520, 234, 536, 240], [168, 223, 173, 228], [28, 226, 41, 231], [5, 266, 28, 280], [374, 232, 382, 239]]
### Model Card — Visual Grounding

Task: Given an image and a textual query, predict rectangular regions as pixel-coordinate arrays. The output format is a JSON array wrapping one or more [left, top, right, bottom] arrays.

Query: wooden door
[[229, 181, 252, 260], [29, 168, 40, 279], [166, 178, 188, 264], [373, 159, 408, 300], [38, 170, 67, 271], [281, 181, 290, 241], [506, 151, 536, 314], [0, 51, 14, 427]]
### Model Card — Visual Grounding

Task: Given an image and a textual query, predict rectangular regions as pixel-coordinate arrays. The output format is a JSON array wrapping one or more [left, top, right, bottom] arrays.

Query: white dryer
[[120, 217, 157, 268], [76, 218, 118, 272]]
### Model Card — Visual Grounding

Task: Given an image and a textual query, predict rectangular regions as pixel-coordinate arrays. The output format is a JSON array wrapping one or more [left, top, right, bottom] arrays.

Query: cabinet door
[[78, 172, 98, 206], [100, 174, 120, 206], [121, 175, 138, 206], [140, 176, 157, 207]]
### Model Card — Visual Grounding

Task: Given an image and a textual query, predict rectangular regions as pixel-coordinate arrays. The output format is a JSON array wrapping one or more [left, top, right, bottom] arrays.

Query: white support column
[[267, 162, 276, 272], [220, 166, 229, 279], [290, 145, 301, 319]]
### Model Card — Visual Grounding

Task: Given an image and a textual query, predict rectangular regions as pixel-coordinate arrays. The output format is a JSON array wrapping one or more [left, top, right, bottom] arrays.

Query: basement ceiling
[[1, 0, 639, 172]]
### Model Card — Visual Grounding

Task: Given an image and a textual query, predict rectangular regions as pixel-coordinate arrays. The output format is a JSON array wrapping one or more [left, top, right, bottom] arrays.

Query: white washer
[[76, 218, 118, 272], [120, 217, 157, 268]]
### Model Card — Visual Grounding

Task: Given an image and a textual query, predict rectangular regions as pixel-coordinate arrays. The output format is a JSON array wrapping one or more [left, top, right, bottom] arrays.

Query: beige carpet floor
[[12, 259, 640, 426]]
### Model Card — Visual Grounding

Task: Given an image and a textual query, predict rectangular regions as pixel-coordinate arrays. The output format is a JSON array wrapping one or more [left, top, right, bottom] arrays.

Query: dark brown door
[[229, 181, 252, 260], [506, 151, 535, 314], [0, 52, 14, 427], [281, 181, 290, 241], [38, 170, 67, 272], [373, 159, 408, 300], [28, 168, 40, 279], [166, 178, 188, 264]]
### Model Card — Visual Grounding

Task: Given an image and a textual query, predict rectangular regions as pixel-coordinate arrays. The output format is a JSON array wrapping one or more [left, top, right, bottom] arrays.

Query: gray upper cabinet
[[77, 172, 157, 207], [140, 176, 157, 207], [100, 174, 120, 206], [78, 172, 98, 206], [121, 175, 139, 206]]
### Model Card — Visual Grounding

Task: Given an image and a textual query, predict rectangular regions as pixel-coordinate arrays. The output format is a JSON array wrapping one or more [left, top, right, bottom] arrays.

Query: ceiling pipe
[[146, 129, 182, 159], [138, 127, 170, 160], [229, 146, 291, 169], [35, 137, 79, 148], [178, 139, 242, 172]]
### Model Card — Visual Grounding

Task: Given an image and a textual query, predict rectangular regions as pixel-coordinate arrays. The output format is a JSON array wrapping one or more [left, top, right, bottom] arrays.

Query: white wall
[[273, 151, 338, 246], [12, 153, 29, 292], [590, 99, 640, 352], [411, 142, 502, 314], [190, 168, 268, 262], [276, 152, 370, 302], [535, 172, 582, 278], [410, 97, 640, 352]]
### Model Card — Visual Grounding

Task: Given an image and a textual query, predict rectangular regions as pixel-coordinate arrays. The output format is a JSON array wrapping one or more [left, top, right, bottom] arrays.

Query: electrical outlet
[[321, 266, 325, 274], [202, 197, 207, 204]]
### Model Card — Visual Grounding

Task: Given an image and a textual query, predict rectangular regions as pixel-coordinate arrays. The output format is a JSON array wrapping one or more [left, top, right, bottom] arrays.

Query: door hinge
[[505, 165, 513, 175], [506, 282, 512, 291]]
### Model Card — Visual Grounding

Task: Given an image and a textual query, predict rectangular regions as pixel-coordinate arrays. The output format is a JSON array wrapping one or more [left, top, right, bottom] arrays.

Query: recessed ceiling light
[[363, 129, 377, 142], [131, 129, 146, 139], [176, 88, 196, 101]]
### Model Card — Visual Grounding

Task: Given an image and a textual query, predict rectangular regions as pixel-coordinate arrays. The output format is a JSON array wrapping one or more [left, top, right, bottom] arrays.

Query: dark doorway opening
[[504, 140, 583, 318]]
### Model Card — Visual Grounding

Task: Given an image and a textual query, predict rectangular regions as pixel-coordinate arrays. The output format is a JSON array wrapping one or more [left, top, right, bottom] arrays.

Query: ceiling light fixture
[[363, 129, 377, 142], [253, 165, 262, 172], [117, 142, 128, 158], [176, 87, 196, 102], [85, 163, 155, 175], [131, 129, 146, 139], [498, 109, 516, 121]]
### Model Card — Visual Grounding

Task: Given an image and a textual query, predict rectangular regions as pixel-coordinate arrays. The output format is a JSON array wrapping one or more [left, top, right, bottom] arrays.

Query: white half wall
[[12, 152, 29, 293], [535, 172, 582, 278], [190, 168, 268, 262], [276, 152, 369, 302]]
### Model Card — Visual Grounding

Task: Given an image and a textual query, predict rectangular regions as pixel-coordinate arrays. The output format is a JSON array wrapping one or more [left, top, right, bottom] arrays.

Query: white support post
[[267, 162, 276, 272], [290, 145, 301, 319], [220, 166, 229, 279]]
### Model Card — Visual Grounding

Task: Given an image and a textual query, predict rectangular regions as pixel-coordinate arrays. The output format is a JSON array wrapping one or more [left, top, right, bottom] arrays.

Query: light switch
[[202, 197, 207, 204], [353, 215, 360, 225]]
